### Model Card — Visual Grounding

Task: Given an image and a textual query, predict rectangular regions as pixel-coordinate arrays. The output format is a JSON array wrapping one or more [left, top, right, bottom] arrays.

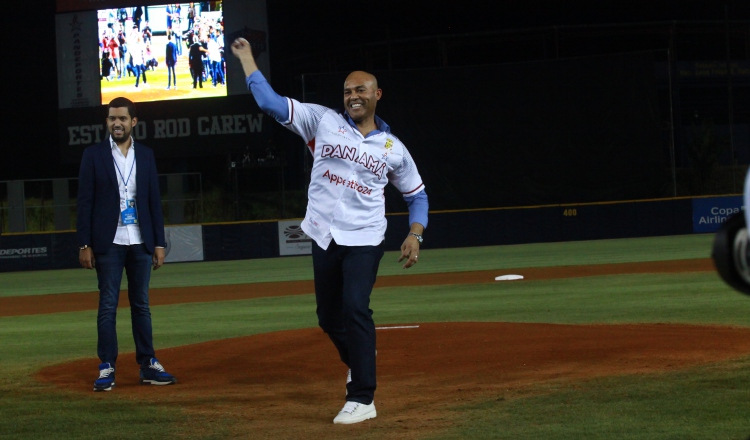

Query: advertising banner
[[0, 233, 78, 273], [164, 225, 204, 263], [692, 196, 743, 233], [278, 220, 312, 256], [56, 12, 100, 109]]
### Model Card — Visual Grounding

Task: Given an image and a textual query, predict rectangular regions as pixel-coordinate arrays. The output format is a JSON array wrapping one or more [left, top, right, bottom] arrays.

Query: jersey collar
[[345, 113, 390, 138]]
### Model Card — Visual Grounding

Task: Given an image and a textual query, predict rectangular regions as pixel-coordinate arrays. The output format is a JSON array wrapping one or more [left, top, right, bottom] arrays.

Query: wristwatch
[[79, 245, 89, 250], [409, 232, 423, 243]]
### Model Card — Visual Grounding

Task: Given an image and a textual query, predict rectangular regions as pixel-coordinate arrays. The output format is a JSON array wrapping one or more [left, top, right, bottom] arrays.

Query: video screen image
[[97, 2, 226, 104]]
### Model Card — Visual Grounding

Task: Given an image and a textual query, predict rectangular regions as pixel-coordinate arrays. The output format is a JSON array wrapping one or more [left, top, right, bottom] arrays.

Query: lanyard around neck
[[112, 152, 135, 193]]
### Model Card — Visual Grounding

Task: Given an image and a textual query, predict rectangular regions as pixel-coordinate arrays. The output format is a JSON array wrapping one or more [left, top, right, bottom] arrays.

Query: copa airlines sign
[[692, 196, 744, 233]]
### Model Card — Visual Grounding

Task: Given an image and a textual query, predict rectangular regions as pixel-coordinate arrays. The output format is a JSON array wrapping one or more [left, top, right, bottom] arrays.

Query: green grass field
[[2, 233, 750, 439]]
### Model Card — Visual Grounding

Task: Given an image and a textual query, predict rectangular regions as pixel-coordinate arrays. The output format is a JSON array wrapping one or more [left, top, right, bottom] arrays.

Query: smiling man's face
[[343, 71, 381, 123], [106, 106, 136, 143]]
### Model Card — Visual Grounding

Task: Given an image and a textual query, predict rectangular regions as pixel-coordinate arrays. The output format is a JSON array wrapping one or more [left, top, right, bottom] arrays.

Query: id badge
[[121, 199, 138, 225]]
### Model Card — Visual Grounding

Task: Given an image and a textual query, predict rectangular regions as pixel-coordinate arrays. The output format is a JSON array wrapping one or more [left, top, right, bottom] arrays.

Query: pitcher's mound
[[38, 322, 750, 439]]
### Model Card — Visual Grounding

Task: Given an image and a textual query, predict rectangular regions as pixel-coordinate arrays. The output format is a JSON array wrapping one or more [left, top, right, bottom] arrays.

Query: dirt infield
[[33, 257, 750, 439]]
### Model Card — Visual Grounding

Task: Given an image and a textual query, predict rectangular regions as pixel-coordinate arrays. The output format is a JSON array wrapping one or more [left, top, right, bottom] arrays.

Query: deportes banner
[[0, 233, 78, 272], [56, 12, 100, 109]]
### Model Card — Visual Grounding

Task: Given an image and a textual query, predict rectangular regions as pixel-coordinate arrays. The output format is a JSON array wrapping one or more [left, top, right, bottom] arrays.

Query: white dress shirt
[[110, 136, 144, 246]]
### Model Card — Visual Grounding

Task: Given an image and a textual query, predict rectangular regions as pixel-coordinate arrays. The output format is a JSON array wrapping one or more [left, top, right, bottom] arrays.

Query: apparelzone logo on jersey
[[320, 144, 387, 179], [322, 170, 374, 195]]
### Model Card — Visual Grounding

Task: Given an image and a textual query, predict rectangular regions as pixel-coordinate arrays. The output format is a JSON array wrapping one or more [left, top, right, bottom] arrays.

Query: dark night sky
[[268, 1, 743, 43], [5, 0, 749, 180], [266, 0, 749, 49]]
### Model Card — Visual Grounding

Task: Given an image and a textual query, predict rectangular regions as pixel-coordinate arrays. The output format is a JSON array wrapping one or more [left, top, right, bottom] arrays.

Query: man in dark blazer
[[77, 97, 177, 392], [165, 32, 178, 90]]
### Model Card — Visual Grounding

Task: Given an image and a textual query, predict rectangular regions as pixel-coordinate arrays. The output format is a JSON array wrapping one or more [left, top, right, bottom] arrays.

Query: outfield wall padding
[[383, 198, 694, 251], [0, 197, 706, 272], [202, 222, 279, 261], [0, 232, 78, 272]]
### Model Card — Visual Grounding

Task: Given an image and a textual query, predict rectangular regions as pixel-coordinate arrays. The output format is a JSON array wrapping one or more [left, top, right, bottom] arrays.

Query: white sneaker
[[333, 401, 376, 424]]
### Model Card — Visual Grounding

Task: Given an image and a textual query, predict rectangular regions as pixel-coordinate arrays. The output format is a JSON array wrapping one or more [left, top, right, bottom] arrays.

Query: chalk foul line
[[376, 325, 420, 330]]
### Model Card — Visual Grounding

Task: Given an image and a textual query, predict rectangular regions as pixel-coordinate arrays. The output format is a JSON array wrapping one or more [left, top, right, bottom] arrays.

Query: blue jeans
[[118, 54, 126, 77], [312, 240, 384, 405], [95, 243, 155, 366], [211, 60, 223, 85], [167, 65, 176, 87], [134, 64, 147, 87]]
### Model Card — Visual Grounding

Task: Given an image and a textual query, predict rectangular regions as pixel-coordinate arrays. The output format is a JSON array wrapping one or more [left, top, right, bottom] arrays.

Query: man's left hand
[[153, 247, 165, 270], [398, 235, 420, 269]]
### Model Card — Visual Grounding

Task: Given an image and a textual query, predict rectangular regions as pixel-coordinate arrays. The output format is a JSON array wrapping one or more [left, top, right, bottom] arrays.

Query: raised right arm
[[231, 37, 289, 122]]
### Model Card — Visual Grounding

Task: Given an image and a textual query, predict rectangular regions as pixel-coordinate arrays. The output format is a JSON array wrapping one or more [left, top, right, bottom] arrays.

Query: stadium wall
[[1, 195, 741, 273]]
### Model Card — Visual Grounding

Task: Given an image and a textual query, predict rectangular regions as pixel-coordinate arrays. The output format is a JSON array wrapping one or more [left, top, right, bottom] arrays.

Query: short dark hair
[[108, 97, 137, 118]]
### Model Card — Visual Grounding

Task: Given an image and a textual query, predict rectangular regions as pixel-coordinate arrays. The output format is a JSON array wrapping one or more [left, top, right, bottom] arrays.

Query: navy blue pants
[[167, 65, 176, 87], [95, 243, 156, 367], [312, 240, 384, 405], [133, 64, 147, 87], [211, 60, 224, 86]]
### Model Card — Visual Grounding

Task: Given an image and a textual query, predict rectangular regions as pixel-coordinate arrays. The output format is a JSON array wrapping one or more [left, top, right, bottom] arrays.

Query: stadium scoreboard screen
[[55, 1, 272, 162]]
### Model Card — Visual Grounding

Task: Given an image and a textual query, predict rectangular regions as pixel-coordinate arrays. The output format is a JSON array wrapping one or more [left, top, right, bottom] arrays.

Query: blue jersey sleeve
[[404, 190, 429, 229], [246, 71, 289, 123]]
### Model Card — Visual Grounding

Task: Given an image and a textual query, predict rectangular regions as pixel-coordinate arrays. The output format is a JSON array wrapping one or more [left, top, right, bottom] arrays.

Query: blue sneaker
[[139, 358, 177, 386], [94, 362, 115, 391]]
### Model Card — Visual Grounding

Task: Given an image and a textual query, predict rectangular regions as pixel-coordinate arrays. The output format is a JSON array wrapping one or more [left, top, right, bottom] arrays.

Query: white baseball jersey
[[283, 99, 425, 250]]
